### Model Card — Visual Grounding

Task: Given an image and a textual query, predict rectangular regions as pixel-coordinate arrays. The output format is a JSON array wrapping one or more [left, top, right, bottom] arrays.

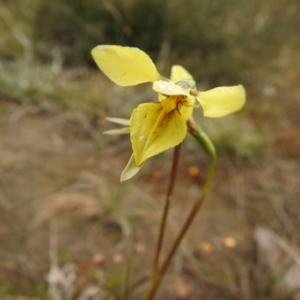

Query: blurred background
[[0, 0, 300, 299]]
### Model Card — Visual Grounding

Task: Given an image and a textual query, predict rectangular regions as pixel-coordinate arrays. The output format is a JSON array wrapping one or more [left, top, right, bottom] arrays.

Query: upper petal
[[91, 45, 162, 86], [198, 85, 246, 118], [170, 65, 193, 81], [130, 102, 187, 165]]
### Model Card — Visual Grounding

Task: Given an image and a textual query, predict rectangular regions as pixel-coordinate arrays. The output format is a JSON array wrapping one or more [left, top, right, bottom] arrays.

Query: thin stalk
[[152, 144, 181, 274], [146, 118, 216, 300], [146, 159, 215, 299]]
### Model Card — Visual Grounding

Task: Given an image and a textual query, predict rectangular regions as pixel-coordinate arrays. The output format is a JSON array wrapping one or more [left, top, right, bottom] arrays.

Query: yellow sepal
[[103, 128, 130, 135], [130, 102, 187, 165], [170, 65, 193, 81], [120, 154, 143, 182], [106, 117, 130, 126], [91, 45, 162, 86], [198, 85, 246, 118]]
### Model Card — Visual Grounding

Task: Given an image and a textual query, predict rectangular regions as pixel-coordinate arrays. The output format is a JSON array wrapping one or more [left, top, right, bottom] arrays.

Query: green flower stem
[[146, 118, 216, 300], [187, 117, 216, 192], [152, 144, 182, 275]]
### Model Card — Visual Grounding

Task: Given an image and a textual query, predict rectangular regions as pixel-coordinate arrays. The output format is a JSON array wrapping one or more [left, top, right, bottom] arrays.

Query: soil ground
[[0, 71, 300, 299]]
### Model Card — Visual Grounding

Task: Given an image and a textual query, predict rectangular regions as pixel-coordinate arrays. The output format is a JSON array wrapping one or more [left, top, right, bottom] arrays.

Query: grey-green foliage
[[33, 0, 167, 65], [4, 0, 300, 83]]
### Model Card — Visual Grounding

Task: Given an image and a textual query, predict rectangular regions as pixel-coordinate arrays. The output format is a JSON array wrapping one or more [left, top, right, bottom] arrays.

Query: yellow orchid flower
[[91, 45, 246, 181]]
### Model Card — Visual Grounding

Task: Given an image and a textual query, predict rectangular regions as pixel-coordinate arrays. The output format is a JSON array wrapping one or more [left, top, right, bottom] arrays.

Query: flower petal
[[180, 100, 194, 121], [120, 154, 143, 182], [170, 65, 193, 81], [91, 45, 162, 86], [130, 102, 187, 165], [103, 128, 130, 135], [198, 85, 246, 118], [153, 80, 189, 96], [106, 117, 130, 126], [157, 93, 194, 121]]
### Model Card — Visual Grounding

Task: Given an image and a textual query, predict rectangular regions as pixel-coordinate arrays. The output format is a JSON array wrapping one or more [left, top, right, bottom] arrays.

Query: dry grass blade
[[255, 227, 300, 298]]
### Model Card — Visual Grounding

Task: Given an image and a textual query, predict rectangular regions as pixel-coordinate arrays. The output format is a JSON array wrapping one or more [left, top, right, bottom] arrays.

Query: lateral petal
[[198, 85, 246, 118], [91, 45, 162, 86], [106, 117, 130, 126], [130, 102, 187, 165], [103, 128, 130, 135]]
